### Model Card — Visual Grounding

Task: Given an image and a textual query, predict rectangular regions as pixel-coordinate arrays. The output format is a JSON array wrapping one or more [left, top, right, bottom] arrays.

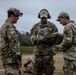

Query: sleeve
[[0, 29, 6, 51], [6, 26, 21, 55], [0, 27, 10, 59], [58, 25, 73, 50], [0, 22, 9, 50], [50, 23, 58, 33], [30, 25, 37, 44]]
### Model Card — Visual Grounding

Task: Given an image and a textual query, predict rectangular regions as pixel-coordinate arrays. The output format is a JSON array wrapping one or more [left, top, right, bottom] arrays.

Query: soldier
[[55, 12, 76, 75], [0, 7, 23, 75], [30, 9, 58, 75]]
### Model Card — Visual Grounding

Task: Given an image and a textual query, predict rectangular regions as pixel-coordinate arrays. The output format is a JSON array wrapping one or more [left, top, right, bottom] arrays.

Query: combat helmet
[[38, 9, 51, 19], [7, 7, 23, 17]]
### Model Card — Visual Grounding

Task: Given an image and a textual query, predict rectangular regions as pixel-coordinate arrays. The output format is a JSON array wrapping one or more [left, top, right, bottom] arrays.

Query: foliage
[[20, 31, 33, 46]]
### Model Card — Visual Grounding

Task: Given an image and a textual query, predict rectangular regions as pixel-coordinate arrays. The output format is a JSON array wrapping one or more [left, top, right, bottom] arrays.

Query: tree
[[20, 31, 33, 46]]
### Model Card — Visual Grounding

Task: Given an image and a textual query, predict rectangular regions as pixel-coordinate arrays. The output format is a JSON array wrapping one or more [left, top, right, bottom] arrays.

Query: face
[[40, 17, 47, 24], [59, 18, 66, 26], [12, 15, 19, 24]]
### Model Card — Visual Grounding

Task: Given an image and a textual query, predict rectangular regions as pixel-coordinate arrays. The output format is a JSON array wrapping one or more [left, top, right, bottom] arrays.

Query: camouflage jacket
[[58, 21, 76, 60], [30, 21, 58, 55], [0, 20, 22, 64]]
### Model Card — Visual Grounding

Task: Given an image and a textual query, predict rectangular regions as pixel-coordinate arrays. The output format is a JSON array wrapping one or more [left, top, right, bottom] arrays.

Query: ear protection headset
[[38, 9, 51, 19]]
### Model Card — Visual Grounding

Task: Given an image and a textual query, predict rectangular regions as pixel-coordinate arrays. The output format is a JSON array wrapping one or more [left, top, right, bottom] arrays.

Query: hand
[[17, 61, 22, 68], [54, 45, 60, 50], [38, 35, 44, 40], [38, 35, 48, 42], [53, 32, 60, 37]]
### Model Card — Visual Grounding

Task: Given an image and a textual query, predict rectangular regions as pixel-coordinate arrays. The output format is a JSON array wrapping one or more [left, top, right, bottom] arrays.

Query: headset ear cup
[[38, 13, 40, 18], [38, 9, 43, 18], [48, 14, 51, 19]]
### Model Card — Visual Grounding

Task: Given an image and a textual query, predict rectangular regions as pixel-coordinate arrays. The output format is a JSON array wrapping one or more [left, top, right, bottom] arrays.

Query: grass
[[21, 46, 34, 54]]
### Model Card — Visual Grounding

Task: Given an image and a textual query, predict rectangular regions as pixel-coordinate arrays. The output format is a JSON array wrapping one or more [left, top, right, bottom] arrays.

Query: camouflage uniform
[[0, 7, 23, 75], [24, 55, 35, 74], [56, 12, 76, 75], [31, 20, 58, 75]]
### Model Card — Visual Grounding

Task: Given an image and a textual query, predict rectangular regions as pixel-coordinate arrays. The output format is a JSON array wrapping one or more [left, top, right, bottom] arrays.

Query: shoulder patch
[[10, 28, 15, 34]]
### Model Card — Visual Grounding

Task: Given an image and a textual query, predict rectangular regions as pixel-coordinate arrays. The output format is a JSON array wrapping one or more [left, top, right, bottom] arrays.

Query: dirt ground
[[0, 52, 64, 75]]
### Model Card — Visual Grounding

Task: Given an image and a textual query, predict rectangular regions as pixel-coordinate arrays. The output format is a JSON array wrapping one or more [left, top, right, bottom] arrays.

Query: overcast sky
[[0, 0, 76, 33]]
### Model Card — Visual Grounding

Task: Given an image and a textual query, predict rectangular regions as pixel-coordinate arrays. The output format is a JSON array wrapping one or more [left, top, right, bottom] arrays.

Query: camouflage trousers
[[34, 55, 55, 75], [63, 59, 76, 75], [3, 63, 21, 75]]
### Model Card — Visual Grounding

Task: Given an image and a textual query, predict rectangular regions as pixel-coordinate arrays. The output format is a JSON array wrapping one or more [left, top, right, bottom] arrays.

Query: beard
[[41, 21, 47, 24]]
